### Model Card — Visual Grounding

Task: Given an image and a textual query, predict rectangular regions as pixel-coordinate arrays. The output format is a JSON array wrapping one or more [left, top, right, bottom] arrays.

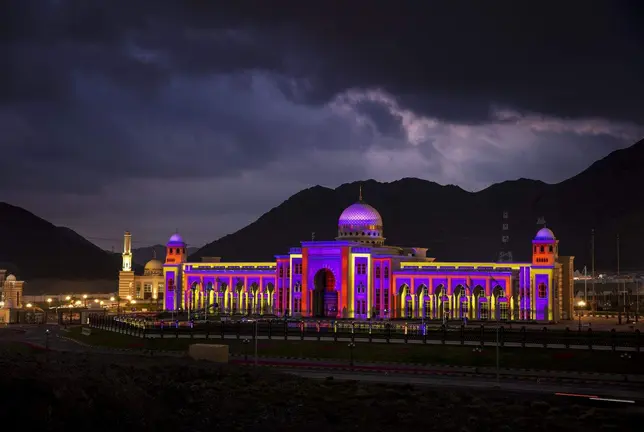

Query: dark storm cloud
[[3, 1, 643, 121], [1, 0, 643, 247]]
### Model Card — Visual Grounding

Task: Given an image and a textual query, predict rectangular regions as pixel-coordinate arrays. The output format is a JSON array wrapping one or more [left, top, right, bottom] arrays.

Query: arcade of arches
[[396, 283, 525, 321], [183, 281, 276, 315]]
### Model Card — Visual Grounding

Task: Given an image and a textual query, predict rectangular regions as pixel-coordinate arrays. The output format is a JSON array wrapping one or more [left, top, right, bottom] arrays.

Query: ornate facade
[[0, 270, 26, 323], [123, 192, 575, 322], [118, 231, 164, 305]]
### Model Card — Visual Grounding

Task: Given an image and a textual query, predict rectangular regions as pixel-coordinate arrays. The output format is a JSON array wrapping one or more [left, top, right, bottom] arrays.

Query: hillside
[[132, 245, 199, 266], [192, 138, 644, 271], [0, 203, 120, 280]]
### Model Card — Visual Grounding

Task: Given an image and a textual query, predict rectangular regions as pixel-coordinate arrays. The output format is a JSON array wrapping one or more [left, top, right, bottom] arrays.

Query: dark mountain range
[[192, 138, 644, 272], [132, 245, 199, 266], [2, 138, 643, 280], [0, 203, 122, 280]]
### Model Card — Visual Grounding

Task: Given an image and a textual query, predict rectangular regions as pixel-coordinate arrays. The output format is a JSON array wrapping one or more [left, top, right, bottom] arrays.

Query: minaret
[[122, 231, 133, 271], [118, 231, 135, 300]]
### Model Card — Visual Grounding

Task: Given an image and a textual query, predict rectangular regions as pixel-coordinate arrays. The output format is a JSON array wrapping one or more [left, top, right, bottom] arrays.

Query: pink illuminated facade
[[151, 195, 574, 322]]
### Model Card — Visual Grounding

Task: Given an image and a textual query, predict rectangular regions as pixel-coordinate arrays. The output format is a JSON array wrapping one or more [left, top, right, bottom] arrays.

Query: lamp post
[[242, 338, 250, 363], [83, 294, 88, 307], [577, 300, 586, 331], [495, 325, 500, 387], [637, 279, 640, 324], [254, 320, 258, 367], [46, 298, 52, 322], [348, 342, 356, 368]]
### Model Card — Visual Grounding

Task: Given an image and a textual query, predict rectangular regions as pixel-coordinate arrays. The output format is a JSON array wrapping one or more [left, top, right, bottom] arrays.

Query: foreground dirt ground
[[1, 343, 642, 431]]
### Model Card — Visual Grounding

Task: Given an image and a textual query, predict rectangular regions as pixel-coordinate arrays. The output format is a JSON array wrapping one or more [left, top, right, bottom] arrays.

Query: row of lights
[[41, 295, 138, 307]]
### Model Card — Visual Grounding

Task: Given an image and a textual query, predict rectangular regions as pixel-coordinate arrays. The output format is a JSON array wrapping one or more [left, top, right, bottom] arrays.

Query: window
[[383, 290, 389, 310], [460, 300, 469, 318], [480, 303, 489, 320], [277, 287, 283, 312], [375, 266, 381, 279], [538, 283, 547, 298], [279, 266, 284, 278], [157, 283, 164, 295], [540, 246, 544, 253], [357, 283, 366, 294], [375, 288, 381, 310], [168, 279, 175, 291], [356, 263, 366, 275], [135, 283, 142, 299], [144, 283, 152, 300], [384, 267, 389, 279], [286, 267, 290, 278], [499, 302, 509, 320], [548, 245, 553, 252], [293, 263, 302, 274]]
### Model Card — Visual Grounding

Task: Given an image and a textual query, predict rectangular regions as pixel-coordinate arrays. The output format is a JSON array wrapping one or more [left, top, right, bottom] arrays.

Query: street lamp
[[577, 300, 586, 331], [348, 342, 356, 368], [65, 296, 71, 301], [26, 303, 32, 308], [46, 298, 52, 305], [110, 297, 115, 302]]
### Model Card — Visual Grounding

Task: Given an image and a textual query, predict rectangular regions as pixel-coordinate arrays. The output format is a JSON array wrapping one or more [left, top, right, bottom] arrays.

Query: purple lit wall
[[535, 273, 549, 321], [165, 270, 177, 311]]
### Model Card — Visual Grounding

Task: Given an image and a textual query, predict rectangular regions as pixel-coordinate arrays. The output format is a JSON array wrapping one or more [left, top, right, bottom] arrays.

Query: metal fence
[[87, 314, 643, 351]]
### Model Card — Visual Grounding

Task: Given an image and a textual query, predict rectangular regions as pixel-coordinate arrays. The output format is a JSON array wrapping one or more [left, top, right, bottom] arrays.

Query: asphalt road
[[283, 368, 644, 406]]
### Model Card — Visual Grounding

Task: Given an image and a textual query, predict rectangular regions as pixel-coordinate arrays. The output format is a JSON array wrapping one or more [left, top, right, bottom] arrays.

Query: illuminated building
[[120, 190, 575, 321], [118, 231, 164, 305], [0, 271, 26, 323]]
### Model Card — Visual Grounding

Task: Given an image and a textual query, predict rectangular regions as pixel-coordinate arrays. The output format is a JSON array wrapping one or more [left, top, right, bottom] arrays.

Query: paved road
[[228, 355, 644, 384], [283, 368, 644, 405]]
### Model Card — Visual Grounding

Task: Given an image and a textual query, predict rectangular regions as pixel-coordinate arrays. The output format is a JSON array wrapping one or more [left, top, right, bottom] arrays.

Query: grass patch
[[68, 327, 641, 374]]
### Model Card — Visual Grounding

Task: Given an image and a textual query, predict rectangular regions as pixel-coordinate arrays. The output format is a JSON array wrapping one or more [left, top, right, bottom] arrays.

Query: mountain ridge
[[192, 137, 644, 271], [0, 202, 121, 280], [1, 137, 643, 279]]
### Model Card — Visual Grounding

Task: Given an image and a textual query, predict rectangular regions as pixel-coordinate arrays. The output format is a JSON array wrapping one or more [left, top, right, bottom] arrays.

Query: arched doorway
[[313, 269, 337, 318]]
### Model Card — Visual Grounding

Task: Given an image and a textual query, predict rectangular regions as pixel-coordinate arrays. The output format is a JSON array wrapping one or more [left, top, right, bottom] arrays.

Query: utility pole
[[498, 211, 513, 262], [591, 229, 595, 312], [584, 266, 588, 304], [617, 234, 620, 276]]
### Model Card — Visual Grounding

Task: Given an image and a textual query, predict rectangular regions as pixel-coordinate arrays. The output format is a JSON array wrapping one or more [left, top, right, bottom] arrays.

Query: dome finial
[[359, 184, 363, 201]]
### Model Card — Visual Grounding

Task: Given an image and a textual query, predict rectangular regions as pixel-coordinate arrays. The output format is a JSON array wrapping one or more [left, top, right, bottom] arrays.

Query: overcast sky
[[1, 1, 643, 250]]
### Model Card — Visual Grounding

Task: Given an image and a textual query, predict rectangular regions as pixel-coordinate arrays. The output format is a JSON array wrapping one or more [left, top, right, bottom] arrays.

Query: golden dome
[[144, 259, 163, 275]]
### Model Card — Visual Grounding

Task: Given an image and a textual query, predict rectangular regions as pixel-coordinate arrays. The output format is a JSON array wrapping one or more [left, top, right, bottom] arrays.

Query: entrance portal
[[313, 269, 338, 318]]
